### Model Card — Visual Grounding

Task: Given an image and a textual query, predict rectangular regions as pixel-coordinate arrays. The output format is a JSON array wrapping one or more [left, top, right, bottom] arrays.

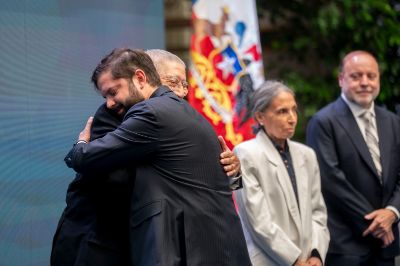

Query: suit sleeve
[[306, 115, 374, 236], [308, 149, 330, 262], [65, 102, 159, 174], [384, 115, 400, 212], [90, 103, 123, 140], [235, 146, 301, 265], [73, 103, 132, 183]]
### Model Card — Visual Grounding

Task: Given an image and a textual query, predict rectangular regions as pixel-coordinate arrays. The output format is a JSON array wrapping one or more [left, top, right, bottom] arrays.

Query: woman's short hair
[[242, 80, 295, 133]]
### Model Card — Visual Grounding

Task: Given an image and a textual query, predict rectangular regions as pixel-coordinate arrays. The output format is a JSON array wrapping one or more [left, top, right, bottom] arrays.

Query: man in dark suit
[[51, 49, 242, 265], [51, 104, 132, 266], [307, 50, 400, 266], [64, 48, 251, 265]]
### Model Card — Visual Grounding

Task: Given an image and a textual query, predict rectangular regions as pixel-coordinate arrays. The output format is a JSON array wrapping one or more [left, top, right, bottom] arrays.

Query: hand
[[293, 258, 307, 266], [218, 136, 240, 177], [77, 116, 93, 143], [381, 229, 395, 248], [363, 209, 396, 245], [306, 257, 322, 266]]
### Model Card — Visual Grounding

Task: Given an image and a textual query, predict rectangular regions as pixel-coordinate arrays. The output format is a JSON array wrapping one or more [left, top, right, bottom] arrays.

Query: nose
[[288, 110, 297, 124], [106, 98, 116, 109], [360, 74, 369, 86]]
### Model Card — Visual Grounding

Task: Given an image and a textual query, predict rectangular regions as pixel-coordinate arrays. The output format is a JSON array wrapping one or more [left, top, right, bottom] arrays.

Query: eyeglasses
[[161, 75, 189, 89]]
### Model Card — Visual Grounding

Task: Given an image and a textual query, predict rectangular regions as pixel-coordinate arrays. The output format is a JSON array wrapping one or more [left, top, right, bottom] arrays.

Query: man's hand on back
[[218, 136, 240, 177], [77, 116, 93, 143]]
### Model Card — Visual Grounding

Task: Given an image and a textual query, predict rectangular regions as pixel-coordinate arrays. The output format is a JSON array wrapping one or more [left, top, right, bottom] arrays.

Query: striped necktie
[[361, 111, 382, 182]]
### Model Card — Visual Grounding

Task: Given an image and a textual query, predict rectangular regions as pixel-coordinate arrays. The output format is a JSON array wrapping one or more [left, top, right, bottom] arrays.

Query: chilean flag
[[188, 0, 264, 149]]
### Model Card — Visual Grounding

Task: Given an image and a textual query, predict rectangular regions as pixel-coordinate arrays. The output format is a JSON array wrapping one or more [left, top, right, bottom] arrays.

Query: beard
[[125, 79, 145, 110]]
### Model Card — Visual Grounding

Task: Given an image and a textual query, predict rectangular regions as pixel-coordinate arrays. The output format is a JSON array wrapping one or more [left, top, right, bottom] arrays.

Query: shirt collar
[[264, 130, 289, 153], [341, 93, 375, 118]]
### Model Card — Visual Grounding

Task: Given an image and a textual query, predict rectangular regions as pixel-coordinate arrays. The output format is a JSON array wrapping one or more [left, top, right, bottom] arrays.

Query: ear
[[132, 69, 147, 90], [254, 111, 264, 125], [338, 72, 344, 88], [183, 87, 188, 97]]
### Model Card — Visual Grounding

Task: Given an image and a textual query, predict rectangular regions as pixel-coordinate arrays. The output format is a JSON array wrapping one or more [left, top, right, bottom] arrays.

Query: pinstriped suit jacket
[[65, 86, 251, 266]]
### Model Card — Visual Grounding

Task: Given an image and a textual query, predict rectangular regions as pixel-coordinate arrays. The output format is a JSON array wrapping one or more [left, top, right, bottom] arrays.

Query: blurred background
[[166, 0, 400, 141]]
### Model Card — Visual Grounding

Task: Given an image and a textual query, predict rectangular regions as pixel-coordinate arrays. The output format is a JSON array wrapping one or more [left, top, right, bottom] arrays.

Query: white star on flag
[[216, 55, 236, 79]]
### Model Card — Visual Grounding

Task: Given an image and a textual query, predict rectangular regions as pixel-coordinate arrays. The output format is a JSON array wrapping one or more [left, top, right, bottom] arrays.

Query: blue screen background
[[0, 1, 164, 265]]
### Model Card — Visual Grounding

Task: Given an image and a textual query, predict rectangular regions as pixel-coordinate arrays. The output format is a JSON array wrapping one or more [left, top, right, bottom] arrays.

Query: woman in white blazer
[[234, 81, 329, 266]]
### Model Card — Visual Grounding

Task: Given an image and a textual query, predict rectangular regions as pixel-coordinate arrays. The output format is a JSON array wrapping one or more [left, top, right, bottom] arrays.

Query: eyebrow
[[163, 75, 185, 80]]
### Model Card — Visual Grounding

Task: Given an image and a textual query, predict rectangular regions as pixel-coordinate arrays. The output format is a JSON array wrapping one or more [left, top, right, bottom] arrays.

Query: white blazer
[[234, 131, 329, 266]]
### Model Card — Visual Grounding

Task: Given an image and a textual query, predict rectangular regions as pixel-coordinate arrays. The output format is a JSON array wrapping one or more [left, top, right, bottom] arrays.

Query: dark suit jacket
[[65, 86, 251, 266], [306, 97, 400, 258], [51, 103, 133, 266]]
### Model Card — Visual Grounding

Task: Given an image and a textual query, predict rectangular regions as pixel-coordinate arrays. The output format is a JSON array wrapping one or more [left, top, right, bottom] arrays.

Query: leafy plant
[[257, 0, 400, 140]]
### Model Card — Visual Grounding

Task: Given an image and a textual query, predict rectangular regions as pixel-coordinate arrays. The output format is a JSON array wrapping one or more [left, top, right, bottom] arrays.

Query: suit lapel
[[256, 132, 302, 234], [288, 141, 307, 232], [333, 98, 380, 180]]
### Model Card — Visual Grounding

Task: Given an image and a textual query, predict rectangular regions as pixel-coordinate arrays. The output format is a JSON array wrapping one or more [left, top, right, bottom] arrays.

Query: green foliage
[[257, 0, 400, 141]]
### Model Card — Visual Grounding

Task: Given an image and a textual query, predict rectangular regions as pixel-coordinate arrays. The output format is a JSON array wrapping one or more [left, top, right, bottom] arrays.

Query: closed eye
[[367, 73, 377, 80], [350, 73, 362, 81]]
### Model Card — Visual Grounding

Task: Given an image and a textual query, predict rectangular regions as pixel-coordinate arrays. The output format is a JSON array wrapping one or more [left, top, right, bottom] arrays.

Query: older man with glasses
[[146, 49, 189, 99]]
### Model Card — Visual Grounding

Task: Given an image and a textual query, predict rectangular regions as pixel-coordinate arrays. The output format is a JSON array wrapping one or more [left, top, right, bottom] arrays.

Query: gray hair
[[145, 49, 186, 76], [243, 80, 295, 133]]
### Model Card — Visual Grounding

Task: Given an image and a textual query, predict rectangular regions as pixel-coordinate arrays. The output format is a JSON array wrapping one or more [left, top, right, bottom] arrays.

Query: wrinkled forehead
[[271, 90, 296, 105], [161, 61, 186, 80]]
